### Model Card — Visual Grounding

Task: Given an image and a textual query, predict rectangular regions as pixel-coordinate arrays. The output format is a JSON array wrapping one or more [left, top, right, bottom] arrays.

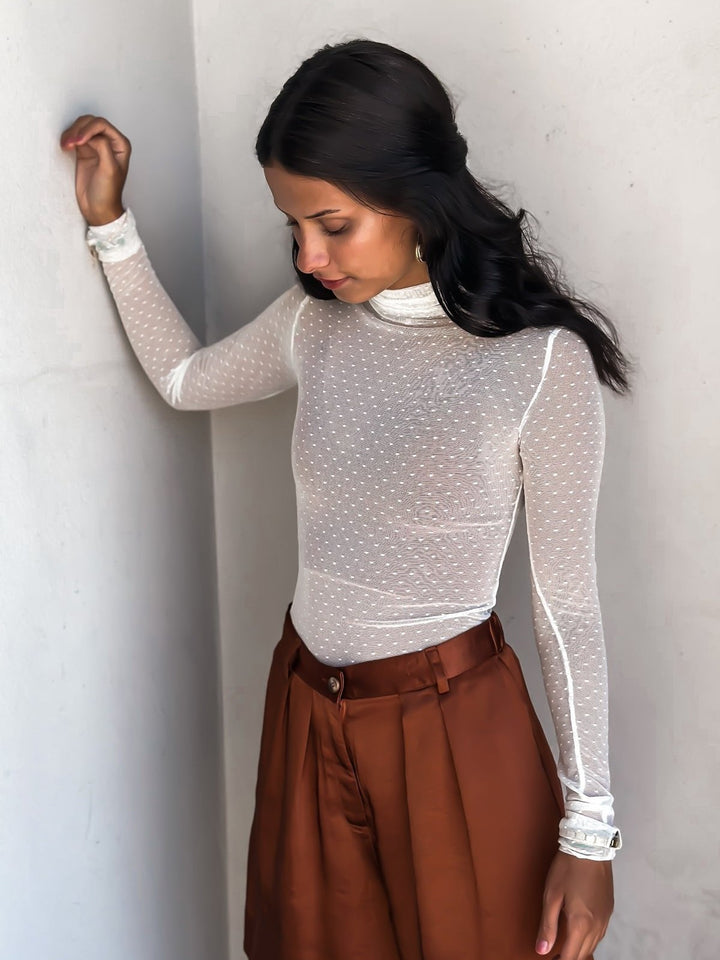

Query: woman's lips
[[315, 276, 349, 290]]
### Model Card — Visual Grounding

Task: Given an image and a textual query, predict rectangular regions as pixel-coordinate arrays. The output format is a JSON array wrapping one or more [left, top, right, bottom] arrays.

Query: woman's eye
[[285, 222, 348, 237]]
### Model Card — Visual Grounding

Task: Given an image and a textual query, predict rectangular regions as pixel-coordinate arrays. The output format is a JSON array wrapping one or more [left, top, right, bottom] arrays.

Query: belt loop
[[425, 647, 450, 694], [488, 611, 504, 655], [325, 670, 345, 707], [334, 670, 345, 707]]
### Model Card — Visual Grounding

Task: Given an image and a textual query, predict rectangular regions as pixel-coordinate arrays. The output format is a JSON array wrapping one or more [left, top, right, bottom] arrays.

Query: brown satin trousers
[[244, 602, 577, 960]]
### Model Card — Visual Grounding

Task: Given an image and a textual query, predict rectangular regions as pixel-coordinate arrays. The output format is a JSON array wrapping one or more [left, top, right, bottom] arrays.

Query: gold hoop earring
[[415, 239, 425, 263]]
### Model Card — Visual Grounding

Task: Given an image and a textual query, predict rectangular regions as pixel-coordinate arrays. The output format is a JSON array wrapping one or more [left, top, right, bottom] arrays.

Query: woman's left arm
[[519, 326, 619, 960]]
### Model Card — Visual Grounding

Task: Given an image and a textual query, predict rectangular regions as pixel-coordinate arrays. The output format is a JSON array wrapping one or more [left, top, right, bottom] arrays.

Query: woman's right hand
[[59, 115, 132, 226]]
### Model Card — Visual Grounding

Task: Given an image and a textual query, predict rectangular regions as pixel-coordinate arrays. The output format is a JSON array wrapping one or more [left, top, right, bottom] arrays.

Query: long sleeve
[[519, 326, 618, 860], [86, 208, 307, 410]]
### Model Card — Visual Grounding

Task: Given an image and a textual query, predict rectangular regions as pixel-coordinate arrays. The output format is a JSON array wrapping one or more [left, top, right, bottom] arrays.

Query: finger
[[89, 133, 120, 170], [536, 894, 563, 955], [582, 928, 604, 960], [67, 118, 130, 158], [76, 118, 130, 157], [60, 114, 97, 148], [577, 930, 598, 960], [558, 923, 588, 960]]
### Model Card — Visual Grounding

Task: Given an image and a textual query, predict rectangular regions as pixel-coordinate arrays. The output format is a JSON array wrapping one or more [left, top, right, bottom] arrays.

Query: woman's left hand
[[535, 851, 614, 959]]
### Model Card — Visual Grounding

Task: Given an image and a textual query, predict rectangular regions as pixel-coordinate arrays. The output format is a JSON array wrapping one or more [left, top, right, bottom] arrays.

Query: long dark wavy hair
[[256, 38, 633, 395]]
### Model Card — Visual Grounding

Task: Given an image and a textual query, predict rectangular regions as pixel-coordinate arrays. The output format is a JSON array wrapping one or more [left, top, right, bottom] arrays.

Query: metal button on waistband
[[327, 676, 341, 694]]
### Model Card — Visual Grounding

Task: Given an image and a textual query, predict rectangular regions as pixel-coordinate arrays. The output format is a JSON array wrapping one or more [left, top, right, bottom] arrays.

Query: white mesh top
[[86, 208, 619, 859]]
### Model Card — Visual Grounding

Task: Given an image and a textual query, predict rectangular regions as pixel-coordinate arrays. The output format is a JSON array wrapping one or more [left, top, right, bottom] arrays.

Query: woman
[[61, 37, 632, 960]]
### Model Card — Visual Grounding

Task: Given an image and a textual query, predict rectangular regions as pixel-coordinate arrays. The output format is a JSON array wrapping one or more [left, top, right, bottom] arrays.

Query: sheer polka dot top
[[86, 207, 618, 856]]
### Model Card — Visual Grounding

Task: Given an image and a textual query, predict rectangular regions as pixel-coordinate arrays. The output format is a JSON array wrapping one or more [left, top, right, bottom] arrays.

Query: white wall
[[1, 3, 227, 959], [192, 3, 720, 959]]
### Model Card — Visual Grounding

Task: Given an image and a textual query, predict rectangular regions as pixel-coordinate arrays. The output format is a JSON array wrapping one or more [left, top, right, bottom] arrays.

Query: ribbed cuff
[[86, 207, 143, 263]]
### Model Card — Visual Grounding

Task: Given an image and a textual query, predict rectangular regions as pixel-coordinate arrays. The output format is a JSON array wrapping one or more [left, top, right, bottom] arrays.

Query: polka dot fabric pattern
[[87, 208, 617, 857]]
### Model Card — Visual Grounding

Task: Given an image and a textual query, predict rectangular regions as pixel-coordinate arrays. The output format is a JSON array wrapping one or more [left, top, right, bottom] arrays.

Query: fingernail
[[537, 941, 550, 955]]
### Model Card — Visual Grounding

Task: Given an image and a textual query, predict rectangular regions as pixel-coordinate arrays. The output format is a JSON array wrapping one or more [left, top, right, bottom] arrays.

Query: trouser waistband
[[287, 605, 505, 703]]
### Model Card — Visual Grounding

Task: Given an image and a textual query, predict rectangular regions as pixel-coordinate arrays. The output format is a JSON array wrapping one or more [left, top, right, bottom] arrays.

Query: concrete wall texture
[[1, 2, 226, 959], [3, 1, 718, 958]]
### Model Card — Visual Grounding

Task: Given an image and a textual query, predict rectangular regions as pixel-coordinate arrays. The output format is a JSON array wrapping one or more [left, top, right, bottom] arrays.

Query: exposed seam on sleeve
[[518, 327, 561, 444], [165, 354, 196, 406], [528, 561, 587, 800], [521, 325, 587, 801]]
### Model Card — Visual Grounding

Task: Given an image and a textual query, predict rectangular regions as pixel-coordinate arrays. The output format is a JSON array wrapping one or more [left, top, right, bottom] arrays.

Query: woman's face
[[263, 162, 430, 302]]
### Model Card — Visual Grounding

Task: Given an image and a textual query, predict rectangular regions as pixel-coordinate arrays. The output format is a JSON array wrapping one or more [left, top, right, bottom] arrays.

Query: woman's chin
[[331, 285, 364, 303]]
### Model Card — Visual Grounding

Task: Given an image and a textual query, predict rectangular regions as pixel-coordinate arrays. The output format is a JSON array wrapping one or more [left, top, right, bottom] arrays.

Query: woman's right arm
[[87, 208, 307, 409]]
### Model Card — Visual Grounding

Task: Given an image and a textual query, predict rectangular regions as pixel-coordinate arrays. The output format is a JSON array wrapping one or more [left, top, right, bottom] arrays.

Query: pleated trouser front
[[244, 602, 579, 960]]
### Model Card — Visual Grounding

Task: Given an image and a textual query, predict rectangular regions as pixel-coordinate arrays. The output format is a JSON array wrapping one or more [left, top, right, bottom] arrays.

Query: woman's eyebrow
[[278, 207, 343, 220]]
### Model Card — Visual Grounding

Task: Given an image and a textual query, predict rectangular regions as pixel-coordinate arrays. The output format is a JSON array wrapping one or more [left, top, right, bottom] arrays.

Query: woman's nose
[[295, 236, 330, 274]]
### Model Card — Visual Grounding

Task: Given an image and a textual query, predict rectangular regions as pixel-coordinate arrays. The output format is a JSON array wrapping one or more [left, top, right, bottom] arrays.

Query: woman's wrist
[[87, 205, 126, 227]]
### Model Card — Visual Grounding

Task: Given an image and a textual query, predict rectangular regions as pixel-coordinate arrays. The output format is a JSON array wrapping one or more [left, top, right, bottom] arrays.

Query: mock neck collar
[[366, 280, 453, 327]]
